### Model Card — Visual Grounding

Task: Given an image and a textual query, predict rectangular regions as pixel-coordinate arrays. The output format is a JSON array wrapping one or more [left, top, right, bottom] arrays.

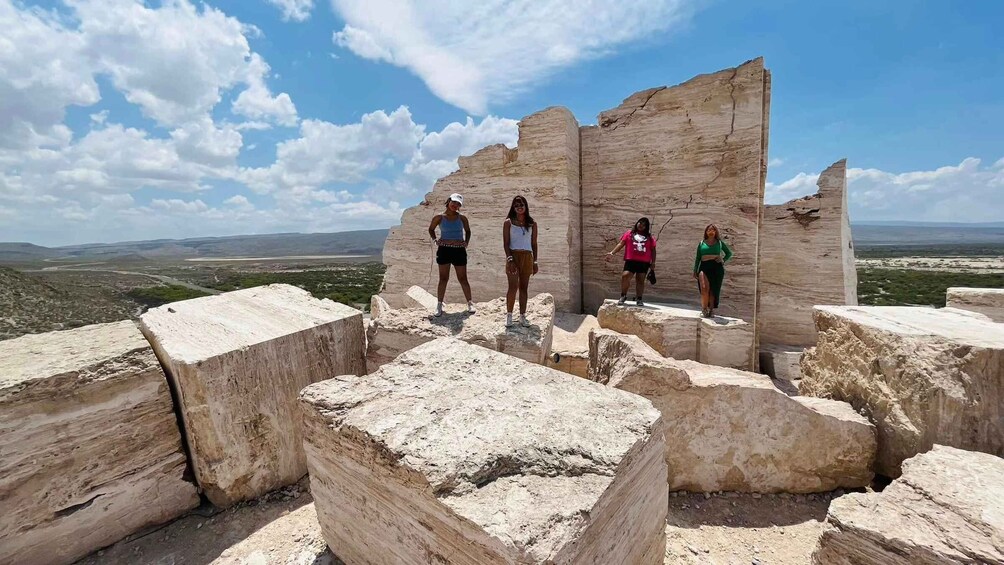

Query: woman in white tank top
[[502, 195, 538, 327]]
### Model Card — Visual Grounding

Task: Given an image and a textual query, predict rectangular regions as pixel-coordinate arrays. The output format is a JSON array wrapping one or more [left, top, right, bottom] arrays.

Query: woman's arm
[[531, 222, 539, 275], [650, 246, 656, 269], [503, 219, 516, 274], [721, 240, 733, 262], [461, 215, 472, 247], [428, 215, 441, 240]]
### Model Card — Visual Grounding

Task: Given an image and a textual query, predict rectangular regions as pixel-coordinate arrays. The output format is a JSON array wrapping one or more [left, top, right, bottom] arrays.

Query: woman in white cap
[[502, 195, 538, 327], [428, 193, 475, 316]]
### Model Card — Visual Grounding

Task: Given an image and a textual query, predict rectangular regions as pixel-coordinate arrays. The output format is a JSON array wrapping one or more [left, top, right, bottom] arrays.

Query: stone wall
[[757, 159, 858, 347], [581, 58, 771, 320], [381, 107, 582, 311]]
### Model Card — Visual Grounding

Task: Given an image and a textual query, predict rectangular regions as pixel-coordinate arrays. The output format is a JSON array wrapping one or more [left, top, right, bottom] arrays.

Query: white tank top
[[509, 222, 532, 251]]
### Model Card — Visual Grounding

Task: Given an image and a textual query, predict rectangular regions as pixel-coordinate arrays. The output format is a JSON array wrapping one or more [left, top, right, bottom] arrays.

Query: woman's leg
[[699, 271, 711, 311], [455, 265, 472, 302], [518, 269, 531, 315], [437, 264, 450, 301], [620, 271, 631, 296], [506, 268, 518, 313], [710, 266, 724, 312], [635, 272, 646, 299]]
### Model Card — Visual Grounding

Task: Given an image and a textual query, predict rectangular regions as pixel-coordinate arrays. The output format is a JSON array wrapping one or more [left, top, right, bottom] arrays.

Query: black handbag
[[647, 269, 657, 285]]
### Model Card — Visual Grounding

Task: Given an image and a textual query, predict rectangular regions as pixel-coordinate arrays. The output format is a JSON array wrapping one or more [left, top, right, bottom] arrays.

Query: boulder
[[300, 338, 668, 564], [545, 313, 599, 378], [759, 345, 804, 382], [140, 284, 366, 507], [698, 315, 754, 370], [0, 321, 199, 565], [800, 305, 1004, 477], [588, 329, 876, 492], [946, 287, 1004, 322], [812, 445, 1004, 564], [366, 293, 555, 370], [404, 284, 438, 311]]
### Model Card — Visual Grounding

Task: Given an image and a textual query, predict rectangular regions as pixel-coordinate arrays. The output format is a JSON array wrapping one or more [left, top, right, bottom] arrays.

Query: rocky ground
[[78, 479, 845, 565]]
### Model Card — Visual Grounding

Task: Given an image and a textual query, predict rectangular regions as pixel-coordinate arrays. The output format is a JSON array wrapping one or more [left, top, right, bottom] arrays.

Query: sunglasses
[[514, 201, 526, 207]]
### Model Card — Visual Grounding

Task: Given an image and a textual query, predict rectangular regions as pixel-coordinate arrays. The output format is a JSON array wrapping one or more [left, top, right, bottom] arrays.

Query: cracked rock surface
[[800, 305, 1004, 477], [813, 445, 1004, 564], [947, 287, 1004, 322], [300, 338, 667, 564], [589, 329, 875, 493], [0, 321, 198, 565]]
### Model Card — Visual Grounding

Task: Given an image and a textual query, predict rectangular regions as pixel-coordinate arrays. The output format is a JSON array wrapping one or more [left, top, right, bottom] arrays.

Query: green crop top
[[694, 239, 733, 272]]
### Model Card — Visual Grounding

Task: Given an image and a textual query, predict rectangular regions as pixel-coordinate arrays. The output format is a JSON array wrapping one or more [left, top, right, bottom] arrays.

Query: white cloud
[[328, 0, 697, 114], [766, 157, 1004, 223], [231, 53, 299, 126], [768, 157, 784, 167], [267, 0, 314, 22]]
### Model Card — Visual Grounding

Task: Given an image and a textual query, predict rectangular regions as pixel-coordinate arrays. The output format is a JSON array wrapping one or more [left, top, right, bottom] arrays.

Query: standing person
[[502, 195, 538, 327], [693, 223, 733, 318], [428, 193, 475, 317], [605, 217, 657, 306]]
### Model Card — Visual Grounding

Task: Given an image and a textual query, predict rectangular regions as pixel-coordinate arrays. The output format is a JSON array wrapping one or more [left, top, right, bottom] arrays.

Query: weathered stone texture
[[0, 321, 198, 565], [404, 284, 438, 311], [759, 345, 804, 382], [758, 159, 858, 348], [140, 284, 366, 507], [947, 287, 1004, 322], [581, 58, 770, 320], [698, 315, 754, 370], [367, 292, 555, 370], [813, 446, 1004, 564], [382, 107, 581, 311], [300, 338, 668, 564], [589, 329, 875, 493], [545, 313, 599, 378], [801, 305, 1004, 477], [597, 300, 752, 369]]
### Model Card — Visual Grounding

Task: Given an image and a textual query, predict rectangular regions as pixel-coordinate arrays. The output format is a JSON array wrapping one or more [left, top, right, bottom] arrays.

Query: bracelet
[[507, 256, 514, 262]]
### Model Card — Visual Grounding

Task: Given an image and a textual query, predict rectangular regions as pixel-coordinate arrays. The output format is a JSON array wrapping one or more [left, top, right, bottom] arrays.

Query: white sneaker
[[636, 298, 645, 306], [519, 315, 530, 327], [505, 313, 514, 327], [435, 302, 443, 317], [617, 296, 627, 305], [467, 301, 476, 314]]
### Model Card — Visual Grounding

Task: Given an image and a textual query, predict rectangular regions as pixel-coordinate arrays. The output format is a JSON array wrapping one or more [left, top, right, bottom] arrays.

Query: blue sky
[[1, 0, 1001, 246]]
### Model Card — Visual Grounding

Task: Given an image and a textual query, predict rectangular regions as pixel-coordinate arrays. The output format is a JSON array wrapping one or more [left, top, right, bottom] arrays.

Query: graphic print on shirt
[[632, 234, 649, 255]]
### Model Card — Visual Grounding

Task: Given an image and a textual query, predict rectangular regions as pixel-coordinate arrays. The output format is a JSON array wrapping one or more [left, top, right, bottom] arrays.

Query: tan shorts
[[510, 250, 534, 277]]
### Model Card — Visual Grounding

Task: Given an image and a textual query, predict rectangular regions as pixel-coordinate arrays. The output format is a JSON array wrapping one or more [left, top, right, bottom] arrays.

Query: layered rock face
[[300, 338, 668, 564], [597, 300, 753, 369], [589, 329, 875, 492], [381, 107, 582, 311], [0, 321, 198, 565], [140, 284, 366, 507], [947, 287, 1004, 322], [366, 292, 555, 370], [545, 312, 599, 378], [801, 305, 1004, 477], [581, 58, 770, 321], [758, 159, 858, 348], [813, 446, 1004, 564]]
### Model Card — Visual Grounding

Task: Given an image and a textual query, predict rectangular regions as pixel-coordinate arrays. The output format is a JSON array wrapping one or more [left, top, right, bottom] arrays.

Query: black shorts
[[623, 260, 651, 274], [437, 246, 467, 266]]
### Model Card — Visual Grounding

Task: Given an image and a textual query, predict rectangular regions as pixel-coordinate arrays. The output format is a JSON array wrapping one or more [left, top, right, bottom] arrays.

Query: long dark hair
[[703, 223, 720, 242], [506, 196, 534, 231], [631, 217, 651, 237]]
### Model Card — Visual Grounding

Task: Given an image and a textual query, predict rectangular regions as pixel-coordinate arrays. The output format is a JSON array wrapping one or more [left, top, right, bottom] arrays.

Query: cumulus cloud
[[766, 157, 1004, 223], [231, 54, 299, 126], [329, 0, 697, 114], [267, 0, 314, 22]]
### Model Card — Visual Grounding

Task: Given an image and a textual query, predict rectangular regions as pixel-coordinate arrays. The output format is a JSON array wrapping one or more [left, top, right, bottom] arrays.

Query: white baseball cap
[[448, 193, 464, 205]]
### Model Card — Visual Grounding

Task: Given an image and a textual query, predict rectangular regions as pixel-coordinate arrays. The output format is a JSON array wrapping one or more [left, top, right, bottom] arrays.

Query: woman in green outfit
[[693, 224, 733, 318]]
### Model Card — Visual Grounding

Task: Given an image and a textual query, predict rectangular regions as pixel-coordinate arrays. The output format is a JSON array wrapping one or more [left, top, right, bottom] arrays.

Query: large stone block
[[366, 292, 555, 370], [140, 284, 366, 507], [947, 287, 1004, 322], [582, 59, 770, 321], [758, 159, 858, 348], [800, 305, 1004, 477], [759, 345, 804, 382], [0, 321, 199, 565], [812, 446, 1004, 564], [382, 107, 582, 311], [698, 315, 754, 370], [589, 329, 875, 493], [597, 299, 752, 369], [545, 312, 599, 378], [300, 338, 668, 564]]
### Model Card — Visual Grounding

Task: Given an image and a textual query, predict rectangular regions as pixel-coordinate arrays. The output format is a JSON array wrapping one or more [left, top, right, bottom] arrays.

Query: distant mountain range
[[853, 221, 1004, 228], [0, 230, 389, 263]]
